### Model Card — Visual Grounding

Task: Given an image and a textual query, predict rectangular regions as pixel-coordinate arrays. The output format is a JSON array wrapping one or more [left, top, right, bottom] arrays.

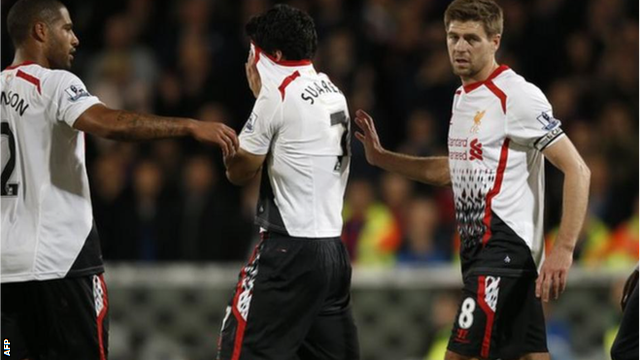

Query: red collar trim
[[4, 61, 37, 70], [462, 65, 510, 93], [253, 44, 312, 67]]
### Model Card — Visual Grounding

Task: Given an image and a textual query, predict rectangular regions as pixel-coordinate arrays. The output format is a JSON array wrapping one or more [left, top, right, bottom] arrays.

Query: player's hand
[[191, 121, 239, 157], [246, 50, 261, 98], [535, 244, 573, 302], [621, 267, 639, 310], [354, 109, 384, 166]]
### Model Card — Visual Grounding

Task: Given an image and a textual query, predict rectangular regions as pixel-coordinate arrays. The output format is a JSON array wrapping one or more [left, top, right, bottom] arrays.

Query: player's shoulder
[[3, 64, 75, 80], [5, 66, 80, 91], [497, 69, 546, 102], [40, 68, 84, 86]]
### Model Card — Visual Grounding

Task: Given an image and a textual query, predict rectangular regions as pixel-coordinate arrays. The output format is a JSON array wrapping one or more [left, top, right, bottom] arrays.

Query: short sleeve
[[506, 81, 565, 151], [48, 71, 102, 127], [239, 85, 282, 155]]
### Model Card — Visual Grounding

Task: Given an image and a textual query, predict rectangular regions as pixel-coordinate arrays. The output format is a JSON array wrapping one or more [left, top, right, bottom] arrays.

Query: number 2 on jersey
[[330, 111, 350, 171], [1, 121, 20, 197]]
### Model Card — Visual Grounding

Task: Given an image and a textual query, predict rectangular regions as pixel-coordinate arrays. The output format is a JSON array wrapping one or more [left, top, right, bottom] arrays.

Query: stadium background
[[1, 0, 638, 359]]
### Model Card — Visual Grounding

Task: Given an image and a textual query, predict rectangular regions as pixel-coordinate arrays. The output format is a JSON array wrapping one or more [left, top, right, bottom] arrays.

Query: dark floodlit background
[[1, 0, 638, 359]]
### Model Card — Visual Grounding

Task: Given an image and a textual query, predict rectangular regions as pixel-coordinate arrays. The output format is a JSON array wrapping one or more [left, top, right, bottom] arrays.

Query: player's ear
[[274, 50, 284, 61], [491, 33, 501, 53], [32, 21, 48, 43]]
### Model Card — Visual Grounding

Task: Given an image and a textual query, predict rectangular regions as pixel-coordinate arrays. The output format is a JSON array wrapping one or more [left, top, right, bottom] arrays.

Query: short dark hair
[[245, 4, 318, 61], [444, 0, 504, 37], [7, 0, 65, 47]]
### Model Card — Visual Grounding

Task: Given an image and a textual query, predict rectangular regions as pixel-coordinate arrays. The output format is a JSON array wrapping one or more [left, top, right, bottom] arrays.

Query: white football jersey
[[239, 45, 350, 238], [1, 62, 104, 283], [448, 65, 564, 273]]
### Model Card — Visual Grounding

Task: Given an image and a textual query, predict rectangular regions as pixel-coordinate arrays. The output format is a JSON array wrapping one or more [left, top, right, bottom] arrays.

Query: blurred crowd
[[1, 0, 637, 268]]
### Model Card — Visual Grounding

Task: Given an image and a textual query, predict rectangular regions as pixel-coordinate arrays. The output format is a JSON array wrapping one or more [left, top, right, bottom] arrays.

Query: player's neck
[[461, 61, 499, 86], [12, 48, 50, 69]]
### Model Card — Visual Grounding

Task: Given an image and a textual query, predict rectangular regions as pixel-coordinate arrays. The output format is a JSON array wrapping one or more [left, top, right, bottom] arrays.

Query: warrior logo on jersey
[[243, 112, 258, 134], [536, 111, 560, 131], [65, 84, 90, 102]]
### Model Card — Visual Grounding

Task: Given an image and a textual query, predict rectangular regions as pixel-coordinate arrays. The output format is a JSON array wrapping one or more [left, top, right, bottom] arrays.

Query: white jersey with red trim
[[239, 45, 350, 238], [1, 62, 104, 283], [448, 65, 564, 273]]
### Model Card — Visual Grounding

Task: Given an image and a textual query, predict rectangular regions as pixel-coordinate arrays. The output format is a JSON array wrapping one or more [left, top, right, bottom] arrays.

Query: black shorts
[[447, 272, 547, 359], [1, 274, 109, 360], [611, 283, 638, 360], [217, 232, 360, 360]]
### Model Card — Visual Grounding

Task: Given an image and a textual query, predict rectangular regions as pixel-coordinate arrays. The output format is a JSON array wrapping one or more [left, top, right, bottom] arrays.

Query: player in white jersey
[[217, 5, 359, 360], [1, 0, 238, 359], [354, 0, 590, 359]]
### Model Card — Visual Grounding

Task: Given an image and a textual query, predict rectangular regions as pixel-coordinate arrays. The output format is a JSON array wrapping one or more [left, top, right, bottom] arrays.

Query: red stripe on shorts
[[477, 276, 495, 358], [230, 233, 266, 360], [96, 274, 109, 360]]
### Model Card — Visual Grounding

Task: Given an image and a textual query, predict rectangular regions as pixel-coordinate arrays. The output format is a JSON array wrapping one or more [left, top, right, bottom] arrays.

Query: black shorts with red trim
[[447, 269, 547, 359], [217, 232, 360, 360], [1, 273, 109, 360]]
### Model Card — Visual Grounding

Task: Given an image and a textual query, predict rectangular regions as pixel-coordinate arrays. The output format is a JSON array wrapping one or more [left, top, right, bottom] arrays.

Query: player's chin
[[452, 67, 471, 76]]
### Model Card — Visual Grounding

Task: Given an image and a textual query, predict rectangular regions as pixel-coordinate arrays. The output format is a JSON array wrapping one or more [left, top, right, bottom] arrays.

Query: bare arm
[[544, 136, 591, 254], [354, 110, 450, 186], [536, 136, 591, 302], [74, 104, 239, 155], [224, 148, 266, 186]]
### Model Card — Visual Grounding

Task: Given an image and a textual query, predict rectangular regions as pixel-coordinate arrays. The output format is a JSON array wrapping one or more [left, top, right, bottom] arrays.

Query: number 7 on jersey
[[330, 111, 350, 171]]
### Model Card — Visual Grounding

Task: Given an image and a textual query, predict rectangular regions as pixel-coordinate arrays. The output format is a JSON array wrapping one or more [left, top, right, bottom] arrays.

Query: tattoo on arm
[[111, 110, 191, 141]]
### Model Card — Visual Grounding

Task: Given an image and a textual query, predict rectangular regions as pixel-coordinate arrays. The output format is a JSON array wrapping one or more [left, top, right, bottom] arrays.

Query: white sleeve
[[238, 84, 282, 155], [506, 81, 565, 151], [48, 71, 102, 127]]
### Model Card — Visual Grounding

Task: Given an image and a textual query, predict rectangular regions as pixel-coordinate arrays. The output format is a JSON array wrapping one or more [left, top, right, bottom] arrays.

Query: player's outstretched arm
[[74, 104, 239, 156], [354, 109, 450, 186], [224, 148, 266, 186], [535, 136, 590, 302]]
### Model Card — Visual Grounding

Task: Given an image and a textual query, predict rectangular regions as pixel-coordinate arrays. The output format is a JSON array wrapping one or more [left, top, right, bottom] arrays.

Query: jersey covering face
[[1, 62, 104, 283], [239, 44, 350, 238], [448, 65, 564, 274]]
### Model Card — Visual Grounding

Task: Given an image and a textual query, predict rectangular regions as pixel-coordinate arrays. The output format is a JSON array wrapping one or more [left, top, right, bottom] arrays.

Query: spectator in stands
[[342, 178, 401, 266], [178, 154, 248, 261], [397, 196, 450, 266], [113, 160, 181, 260]]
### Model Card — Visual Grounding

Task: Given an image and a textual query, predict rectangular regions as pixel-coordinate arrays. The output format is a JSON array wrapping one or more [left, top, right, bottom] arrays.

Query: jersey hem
[[66, 265, 105, 278], [1, 265, 104, 283], [465, 267, 537, 278], [255, 217, 341, 238]]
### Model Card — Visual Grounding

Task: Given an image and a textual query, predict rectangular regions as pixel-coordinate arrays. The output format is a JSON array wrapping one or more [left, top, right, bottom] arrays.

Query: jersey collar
[[462, 65, 510, 93], [4, 61, 37, 70], [253, 44, 312, 67]]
